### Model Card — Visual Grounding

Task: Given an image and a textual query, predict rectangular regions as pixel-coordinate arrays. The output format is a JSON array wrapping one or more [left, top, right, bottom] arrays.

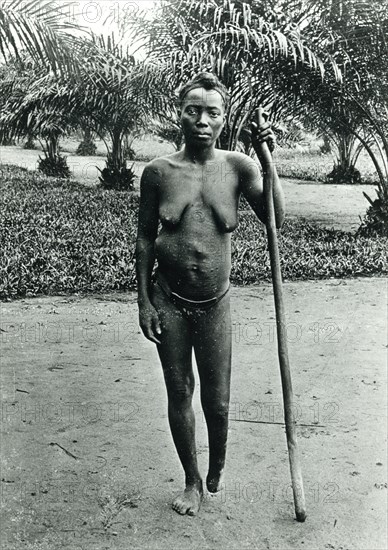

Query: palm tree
[[288, 0, 388, 231], [72, 33, 175, 187], [125, 0, 387, 231], [0, 61, 78, 176], [152, 119, 183, 151], [0, 33, 175, 187], [123, 0, 342, 151], [0, 0, 87, 75], [0, 0, 89, 175]]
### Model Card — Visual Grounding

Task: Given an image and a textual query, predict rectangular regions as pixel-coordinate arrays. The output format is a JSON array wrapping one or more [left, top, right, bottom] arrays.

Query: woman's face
[[180, 87, 225, 146]]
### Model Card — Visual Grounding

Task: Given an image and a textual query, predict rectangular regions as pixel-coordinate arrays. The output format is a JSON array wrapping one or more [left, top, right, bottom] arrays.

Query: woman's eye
[[187, 108, 198, 115], [210, 112, 219, 117]]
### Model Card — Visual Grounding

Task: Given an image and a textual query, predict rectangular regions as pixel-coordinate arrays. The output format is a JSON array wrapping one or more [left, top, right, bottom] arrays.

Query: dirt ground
[[1, 278, 387, 550]]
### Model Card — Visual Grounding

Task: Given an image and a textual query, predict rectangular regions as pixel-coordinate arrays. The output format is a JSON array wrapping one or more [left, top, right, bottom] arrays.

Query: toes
[[172, 498, 186, 515], [172, 490, 202, 516], [186, 498, 200, 516]]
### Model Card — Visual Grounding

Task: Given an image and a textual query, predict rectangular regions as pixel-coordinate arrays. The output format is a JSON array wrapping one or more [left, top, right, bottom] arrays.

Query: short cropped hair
[[178, 72, 229, 109]]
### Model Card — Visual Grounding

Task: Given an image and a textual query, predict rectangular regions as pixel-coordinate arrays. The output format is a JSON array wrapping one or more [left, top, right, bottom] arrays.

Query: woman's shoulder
[[217, 149, 257, 169], [146, 151, 182, 170]]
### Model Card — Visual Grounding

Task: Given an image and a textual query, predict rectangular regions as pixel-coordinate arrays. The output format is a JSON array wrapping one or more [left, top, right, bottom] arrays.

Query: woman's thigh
[[191, 293, 232, 402], [151, 282, 195, 397]]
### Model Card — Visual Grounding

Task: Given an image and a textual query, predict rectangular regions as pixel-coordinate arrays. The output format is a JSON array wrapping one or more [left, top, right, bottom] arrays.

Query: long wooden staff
[[256, 107, 307, 522]]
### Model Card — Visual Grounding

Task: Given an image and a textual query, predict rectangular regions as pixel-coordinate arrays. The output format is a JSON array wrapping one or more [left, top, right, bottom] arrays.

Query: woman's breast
[[159, 200, 238, 233]]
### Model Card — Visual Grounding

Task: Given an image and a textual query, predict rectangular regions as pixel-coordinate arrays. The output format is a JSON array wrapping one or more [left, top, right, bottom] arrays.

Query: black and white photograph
[[1, 1, 387, 548]]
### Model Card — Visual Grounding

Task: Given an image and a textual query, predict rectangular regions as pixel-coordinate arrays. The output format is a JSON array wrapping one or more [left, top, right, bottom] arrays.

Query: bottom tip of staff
[[296, 511, 307, 522]]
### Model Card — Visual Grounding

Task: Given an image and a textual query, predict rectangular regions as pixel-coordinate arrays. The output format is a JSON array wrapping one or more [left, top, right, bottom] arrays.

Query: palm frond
[[0, 0, 87, 74], [0, 32, 177, 147]]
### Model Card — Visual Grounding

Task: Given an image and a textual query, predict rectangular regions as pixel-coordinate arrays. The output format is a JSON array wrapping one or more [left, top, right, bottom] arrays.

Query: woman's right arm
[[136, 163, 162, 343]]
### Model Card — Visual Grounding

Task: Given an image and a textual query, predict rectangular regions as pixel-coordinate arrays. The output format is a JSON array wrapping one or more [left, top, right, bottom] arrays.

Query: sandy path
[[1, 278, 386, 549]]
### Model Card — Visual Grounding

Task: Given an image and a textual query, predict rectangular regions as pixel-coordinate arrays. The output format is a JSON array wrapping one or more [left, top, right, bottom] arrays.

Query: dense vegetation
[[1, 165, 386, 300]]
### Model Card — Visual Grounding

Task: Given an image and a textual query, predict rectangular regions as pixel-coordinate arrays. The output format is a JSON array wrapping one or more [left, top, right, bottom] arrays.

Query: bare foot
[[172, 481, 203, 516], [206, 468, 224, 493]]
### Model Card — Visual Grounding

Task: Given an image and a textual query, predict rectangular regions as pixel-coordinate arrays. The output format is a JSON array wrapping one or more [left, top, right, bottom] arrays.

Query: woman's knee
[[202, 396, 230, 419], [166, 376, 194, 407]]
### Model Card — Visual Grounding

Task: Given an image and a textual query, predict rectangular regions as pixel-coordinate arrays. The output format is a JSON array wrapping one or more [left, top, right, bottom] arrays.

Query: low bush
[[1, 165, 387, 299], [275, 154, 333, 182], [326, 164, 361, 185], [98, 155, 137, 190], [358, 188, 388, 237], [23, 136, 37, 150], [76, 138, 97, 156], [38, 154, 71, 178], [0, 137, 16, 146]]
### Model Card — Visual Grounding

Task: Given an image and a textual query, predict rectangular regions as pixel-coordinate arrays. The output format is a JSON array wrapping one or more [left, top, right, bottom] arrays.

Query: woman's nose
[[196, 112, 208, 126]]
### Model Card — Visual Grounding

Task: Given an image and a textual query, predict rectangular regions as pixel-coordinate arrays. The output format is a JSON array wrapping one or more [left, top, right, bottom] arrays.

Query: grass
[[233, 212, 387, 283], [1, 164, 387, 300], [0, 165, 137, 299]]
